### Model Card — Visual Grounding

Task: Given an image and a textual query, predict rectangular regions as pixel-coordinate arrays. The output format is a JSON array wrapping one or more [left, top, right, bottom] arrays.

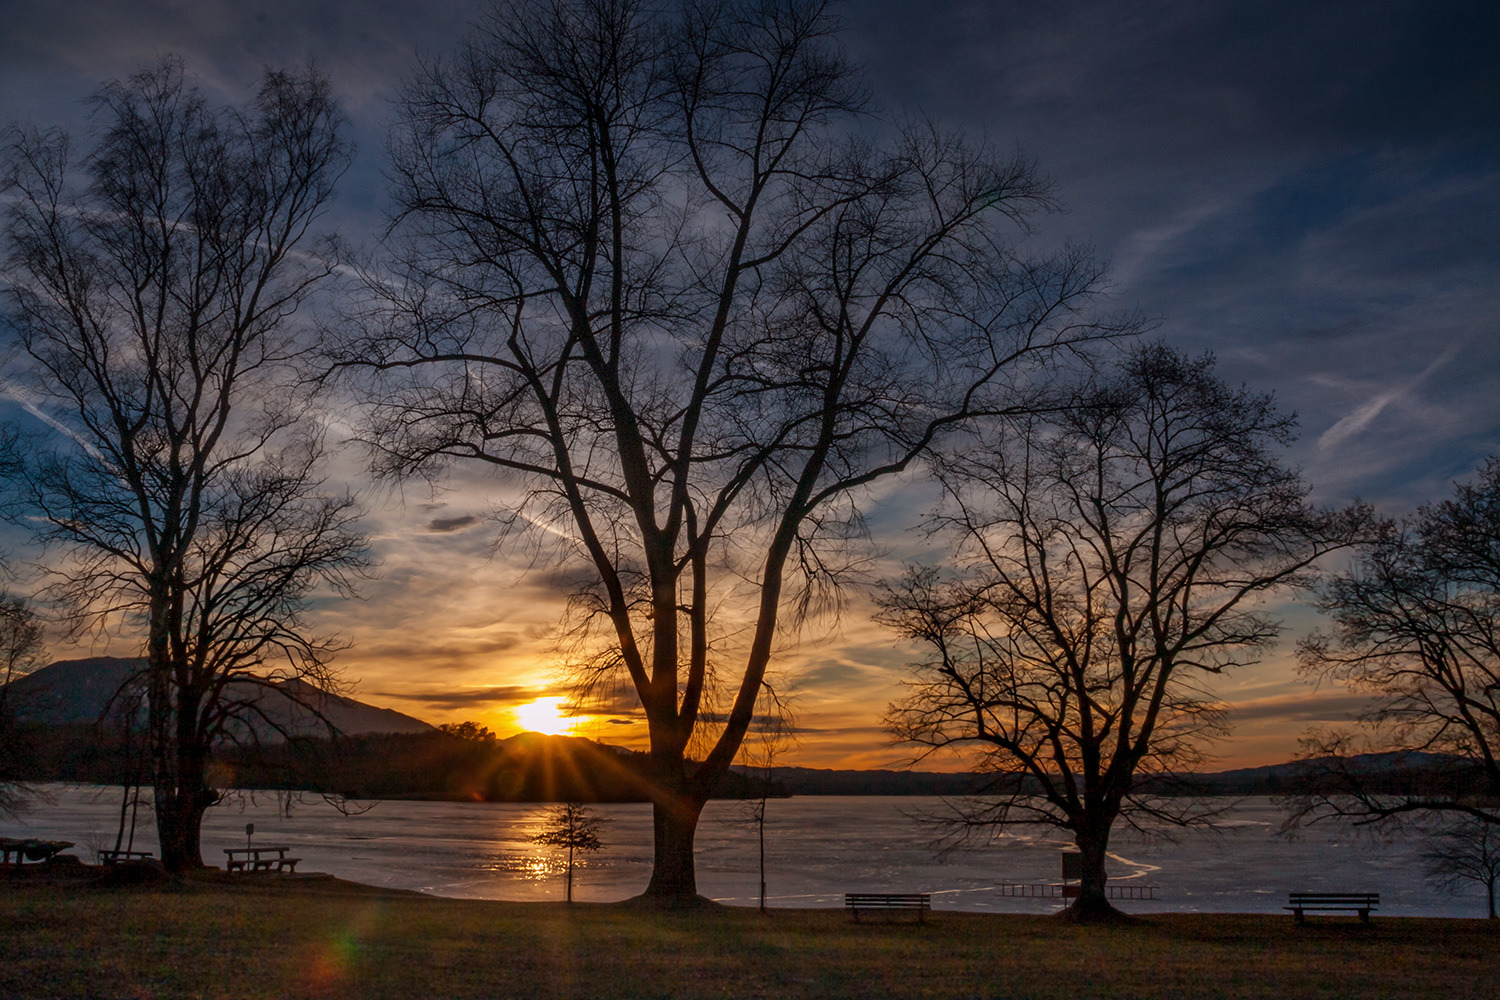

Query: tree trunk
[[156, 720, 212, 872], [147, 634, 177, 868], [643, 794, 705, 899], [1488, 878, 1496, 920], [638, 746, 708, 900], [1062, 822, 1125, 923]]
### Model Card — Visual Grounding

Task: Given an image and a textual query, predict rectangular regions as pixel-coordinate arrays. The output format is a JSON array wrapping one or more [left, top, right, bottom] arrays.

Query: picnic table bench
[[845, 892, 931, 923], [224, 846, 301, 873], [0, 837, 74, 864], [1286, 891, 1379, 924], [98, 849, 154, 865]]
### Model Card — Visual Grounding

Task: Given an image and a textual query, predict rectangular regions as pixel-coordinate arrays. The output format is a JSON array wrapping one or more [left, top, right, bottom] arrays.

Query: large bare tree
[[336, 0, 1125, 899], [1, 59, 367, 870], [880, 343, 1365, 921], [1287, 458, 1500, 834]]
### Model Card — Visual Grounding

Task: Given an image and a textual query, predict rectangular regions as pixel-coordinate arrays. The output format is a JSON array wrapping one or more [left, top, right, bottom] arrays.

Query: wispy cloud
[[1317, 339, 1464, 453]]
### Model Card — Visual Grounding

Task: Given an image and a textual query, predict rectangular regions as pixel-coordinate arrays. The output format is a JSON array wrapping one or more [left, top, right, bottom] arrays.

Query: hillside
[[5, 656, 433, 737]]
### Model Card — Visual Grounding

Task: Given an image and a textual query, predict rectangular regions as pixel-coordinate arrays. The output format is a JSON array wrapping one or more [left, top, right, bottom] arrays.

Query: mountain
[[5, 656, 434, 737], [4, 657, 140, 726], [1161, 750, 1468, 796]]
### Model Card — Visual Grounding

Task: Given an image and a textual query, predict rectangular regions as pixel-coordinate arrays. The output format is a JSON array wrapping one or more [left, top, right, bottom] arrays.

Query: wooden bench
[[224, 846, 301, 873], [845, 892, 931, 923], [98, 849, 154, 865], [1285, 892, 1379, 924]]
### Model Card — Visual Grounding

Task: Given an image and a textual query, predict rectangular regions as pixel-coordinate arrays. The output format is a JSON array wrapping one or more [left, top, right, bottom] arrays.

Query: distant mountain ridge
[[7, 658, 1467, 797], [6, 656, 434, 738], [739, 750, 1464, 797]]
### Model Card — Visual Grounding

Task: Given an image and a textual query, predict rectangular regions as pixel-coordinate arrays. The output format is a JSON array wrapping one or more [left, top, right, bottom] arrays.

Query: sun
[[513, 696, 573, 735]]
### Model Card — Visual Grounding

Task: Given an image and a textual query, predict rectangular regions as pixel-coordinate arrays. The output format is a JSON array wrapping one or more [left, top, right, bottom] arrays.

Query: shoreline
[[4, 866, 1497, 999], [3, 859, 1494, 919], [2, 787, 1482, 918]]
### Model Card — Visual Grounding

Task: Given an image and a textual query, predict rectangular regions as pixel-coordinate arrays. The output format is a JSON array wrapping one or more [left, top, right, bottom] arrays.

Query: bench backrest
[[1287, 892, 1378, 904]]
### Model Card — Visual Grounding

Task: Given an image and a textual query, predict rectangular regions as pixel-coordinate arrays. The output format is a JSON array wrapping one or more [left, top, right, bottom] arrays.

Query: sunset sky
[[2, 0, 1496, 770]]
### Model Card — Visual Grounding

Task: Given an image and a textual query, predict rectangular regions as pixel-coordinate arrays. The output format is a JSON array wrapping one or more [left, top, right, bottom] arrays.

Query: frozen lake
[[1, 784, 1481, 917]]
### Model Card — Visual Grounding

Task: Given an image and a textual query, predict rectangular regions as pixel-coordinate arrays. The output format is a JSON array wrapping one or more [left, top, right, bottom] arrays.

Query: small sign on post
[[245, 822, 255, 851]]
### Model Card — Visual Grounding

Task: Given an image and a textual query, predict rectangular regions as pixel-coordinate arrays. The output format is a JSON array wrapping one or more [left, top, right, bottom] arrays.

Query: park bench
[[224, 846, 301, 873], [845, 892, 931, 923], [98, 849, 154, 865], [0, 837, 74, 864], [1285, 891, 1379, 924]]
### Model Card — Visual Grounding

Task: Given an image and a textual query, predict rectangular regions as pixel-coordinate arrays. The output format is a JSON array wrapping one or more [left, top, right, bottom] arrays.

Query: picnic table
[[98, 849, 154, 865], [0, 837, 75, 864], [224, 846, 301, 873]]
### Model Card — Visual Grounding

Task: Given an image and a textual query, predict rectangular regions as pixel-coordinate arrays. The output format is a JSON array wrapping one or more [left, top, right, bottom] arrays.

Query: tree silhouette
[[739, 682, 795, 912], [532, 802, 606, 903], [1, 59, 366, 870], [335, 0, 1128, 900], [1287, 458, 1500, 838], [881, 344, 1365, 921], [0, 592, 44, 819], [1424, 819, 1500, 919]]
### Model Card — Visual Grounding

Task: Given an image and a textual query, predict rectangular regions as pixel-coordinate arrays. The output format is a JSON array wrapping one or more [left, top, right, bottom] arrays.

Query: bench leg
[[1293, 909, 1304, 926]]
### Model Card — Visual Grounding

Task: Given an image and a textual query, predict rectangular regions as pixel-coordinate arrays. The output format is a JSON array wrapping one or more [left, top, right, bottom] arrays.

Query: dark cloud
[[890, 0, 1500, 511], [424, 515, 480, 533], [695, 712, 822, 736], [373, 685, 541, 709], [573, 688, 643, 717], [1228, 692, 1379, 724], [359, 633, 524, 659]]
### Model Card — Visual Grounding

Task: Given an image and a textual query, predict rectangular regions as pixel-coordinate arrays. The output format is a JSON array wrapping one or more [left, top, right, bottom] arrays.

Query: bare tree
[[1287, 458, 1500, 835], [879, 343, 1366, 921], [1, 59, 367, 870], [532, 802, 606, 903], [335, 0, 1126, 900], [0, 592, 45, 819], [1423, 819, 1500, 919], [738, 682, 796, 912]]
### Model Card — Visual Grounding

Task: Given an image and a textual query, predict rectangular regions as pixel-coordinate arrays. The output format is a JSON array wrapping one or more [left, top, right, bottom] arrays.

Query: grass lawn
[[2, 868, 1495, 999]]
